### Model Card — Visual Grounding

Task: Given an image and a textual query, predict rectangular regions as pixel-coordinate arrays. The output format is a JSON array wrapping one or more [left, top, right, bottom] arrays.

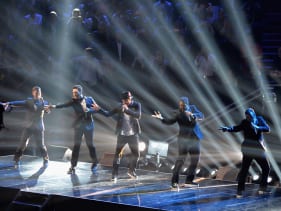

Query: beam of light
[[267, 176, 273, 183], [132, 1, 248, 168], [138, 141, 146, 152], [75, 4, 182, 112], [223, 0, 281, 181], [178, 3, 246, 114], [134, 1, 270, 174], [97, 4, 183, 104], [253, 174, 260, 181], [3, 1, 275, 180], [90, 2, 241, 167]]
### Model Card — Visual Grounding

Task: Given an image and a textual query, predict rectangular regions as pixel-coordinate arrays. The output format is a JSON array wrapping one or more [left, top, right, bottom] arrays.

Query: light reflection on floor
[[0, 155, 281, 211]]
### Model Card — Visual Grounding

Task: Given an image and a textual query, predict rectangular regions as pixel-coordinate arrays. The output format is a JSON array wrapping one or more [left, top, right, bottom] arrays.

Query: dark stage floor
[[0, 155, 281, 211]]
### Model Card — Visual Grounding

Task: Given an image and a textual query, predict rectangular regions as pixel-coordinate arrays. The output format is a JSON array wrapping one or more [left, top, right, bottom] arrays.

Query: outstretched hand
[[2, 103, 12, 112], [44, 104, 55, 113], [152, 111, 163, 120], [92, 103, 100, 111], [219, 126, 229, 132]]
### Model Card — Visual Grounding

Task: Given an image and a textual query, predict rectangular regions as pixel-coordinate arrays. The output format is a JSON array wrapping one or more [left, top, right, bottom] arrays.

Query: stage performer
[[6, 86, 50, 167], [220, 108, 270, 198], [0, 102, 6, 130], [47, 85, 99, 174], [152, 97, 204, 189], [92, 91, 141, 182]]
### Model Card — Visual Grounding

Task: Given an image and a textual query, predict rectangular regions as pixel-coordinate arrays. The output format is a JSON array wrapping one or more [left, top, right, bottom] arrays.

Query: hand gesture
[[2, 103, 12, 112], [3, 103, 9, 111], [152, 111, 163, 120], [185, 111, 193, 116], [44, 104, 55, 113], [92, 103, 100, 111], [219, 126, 229, 132], [121, 104, 128, 112]]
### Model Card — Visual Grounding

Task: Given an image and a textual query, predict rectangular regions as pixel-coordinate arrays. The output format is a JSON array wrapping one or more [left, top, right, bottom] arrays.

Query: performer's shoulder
[[132, 100, 141, 106], [85, 96, 95, 102], [189, 104, 200, 110], [257, 116, 266, 121]]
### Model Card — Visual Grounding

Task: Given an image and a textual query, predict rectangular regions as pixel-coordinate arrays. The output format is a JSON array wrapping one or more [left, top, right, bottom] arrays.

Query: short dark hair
[[32, 86, 41, 92], [121, 91, 133, 100], [73, 85, 83, 93]]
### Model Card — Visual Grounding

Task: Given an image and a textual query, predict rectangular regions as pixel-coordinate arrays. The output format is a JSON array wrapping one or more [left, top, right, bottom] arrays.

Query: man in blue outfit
[[220, 108, 270, 198], [48, 85, 99, 174], [6, 86, 50, 167], [153, 96, 204, 189]]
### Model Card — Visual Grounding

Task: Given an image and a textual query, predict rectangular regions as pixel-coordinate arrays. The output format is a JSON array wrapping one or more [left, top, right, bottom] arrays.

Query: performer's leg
[[127, 135, 140, 178], [14, 128, 32, 163], [237, 154, 253, 193], [69, 128, 83, 173], [172, 159, 184, 186], [0, 104, 4, 130], [171, 137, 187, 187], [112, 135, 126, 180], [84, 128, 99, 171], [255, 155, 270, 192], [34, 130, 49, 165], [185, 141, 200, 184]]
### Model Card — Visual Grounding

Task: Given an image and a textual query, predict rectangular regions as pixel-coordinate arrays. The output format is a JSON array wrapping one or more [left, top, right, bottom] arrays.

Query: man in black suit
[[6, 86, 49, 167], [0, 102, 5, 130], [93, 91, 141, 181], [153, 97, 204, 188], [220, 108, 270, 198], [48, 85, 100, 174]]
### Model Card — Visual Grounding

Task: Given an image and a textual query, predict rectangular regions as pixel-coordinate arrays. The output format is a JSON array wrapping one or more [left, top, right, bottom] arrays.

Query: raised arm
[[152, 110, 177, 125], [8, 100, 27, 106], [92, 102, 120, 117], [190, 105, 204, 120], [52, 101, 73, 109], [124, 101, 141, 119], [219, 121, 244, 132]]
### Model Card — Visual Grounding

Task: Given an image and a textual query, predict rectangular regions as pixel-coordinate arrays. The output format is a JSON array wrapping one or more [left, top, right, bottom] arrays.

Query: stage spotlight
[[63, 148, 72, 161], [253, 174, 260, 181], [210, 169, 218, 177], [139, 141, 146, 152], [267, 176, 273, 183]]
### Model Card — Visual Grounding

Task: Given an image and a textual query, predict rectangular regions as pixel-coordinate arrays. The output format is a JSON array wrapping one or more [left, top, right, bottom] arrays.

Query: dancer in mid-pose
[[6, 86, 50, 167], [92, 91, 141, 182], [47, 85, 100, 174], [152, 97, 204, 188], [0, 102, 6, 130], [220, 108, 270, 198]]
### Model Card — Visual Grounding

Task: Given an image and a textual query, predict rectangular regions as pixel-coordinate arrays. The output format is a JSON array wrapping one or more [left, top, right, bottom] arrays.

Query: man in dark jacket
[[0, 102, 5, 130], [6, 86, 49, 167], [93, 91, 141, 181], [48, 85, 99, 174], [220, 108, 270, 198], [153, 97, 204, 189]]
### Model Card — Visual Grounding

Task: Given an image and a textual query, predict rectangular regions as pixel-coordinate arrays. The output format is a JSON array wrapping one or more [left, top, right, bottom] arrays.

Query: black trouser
[[14, 127, 48, 161], [172, 136, 200, 184], [71, 126, 98, 167], [112, 134, 139, 176], [237, 140, 270, 192]]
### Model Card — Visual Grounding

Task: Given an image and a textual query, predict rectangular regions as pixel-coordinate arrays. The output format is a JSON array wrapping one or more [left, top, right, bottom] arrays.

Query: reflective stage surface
[[0, 155, 281, 211]]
